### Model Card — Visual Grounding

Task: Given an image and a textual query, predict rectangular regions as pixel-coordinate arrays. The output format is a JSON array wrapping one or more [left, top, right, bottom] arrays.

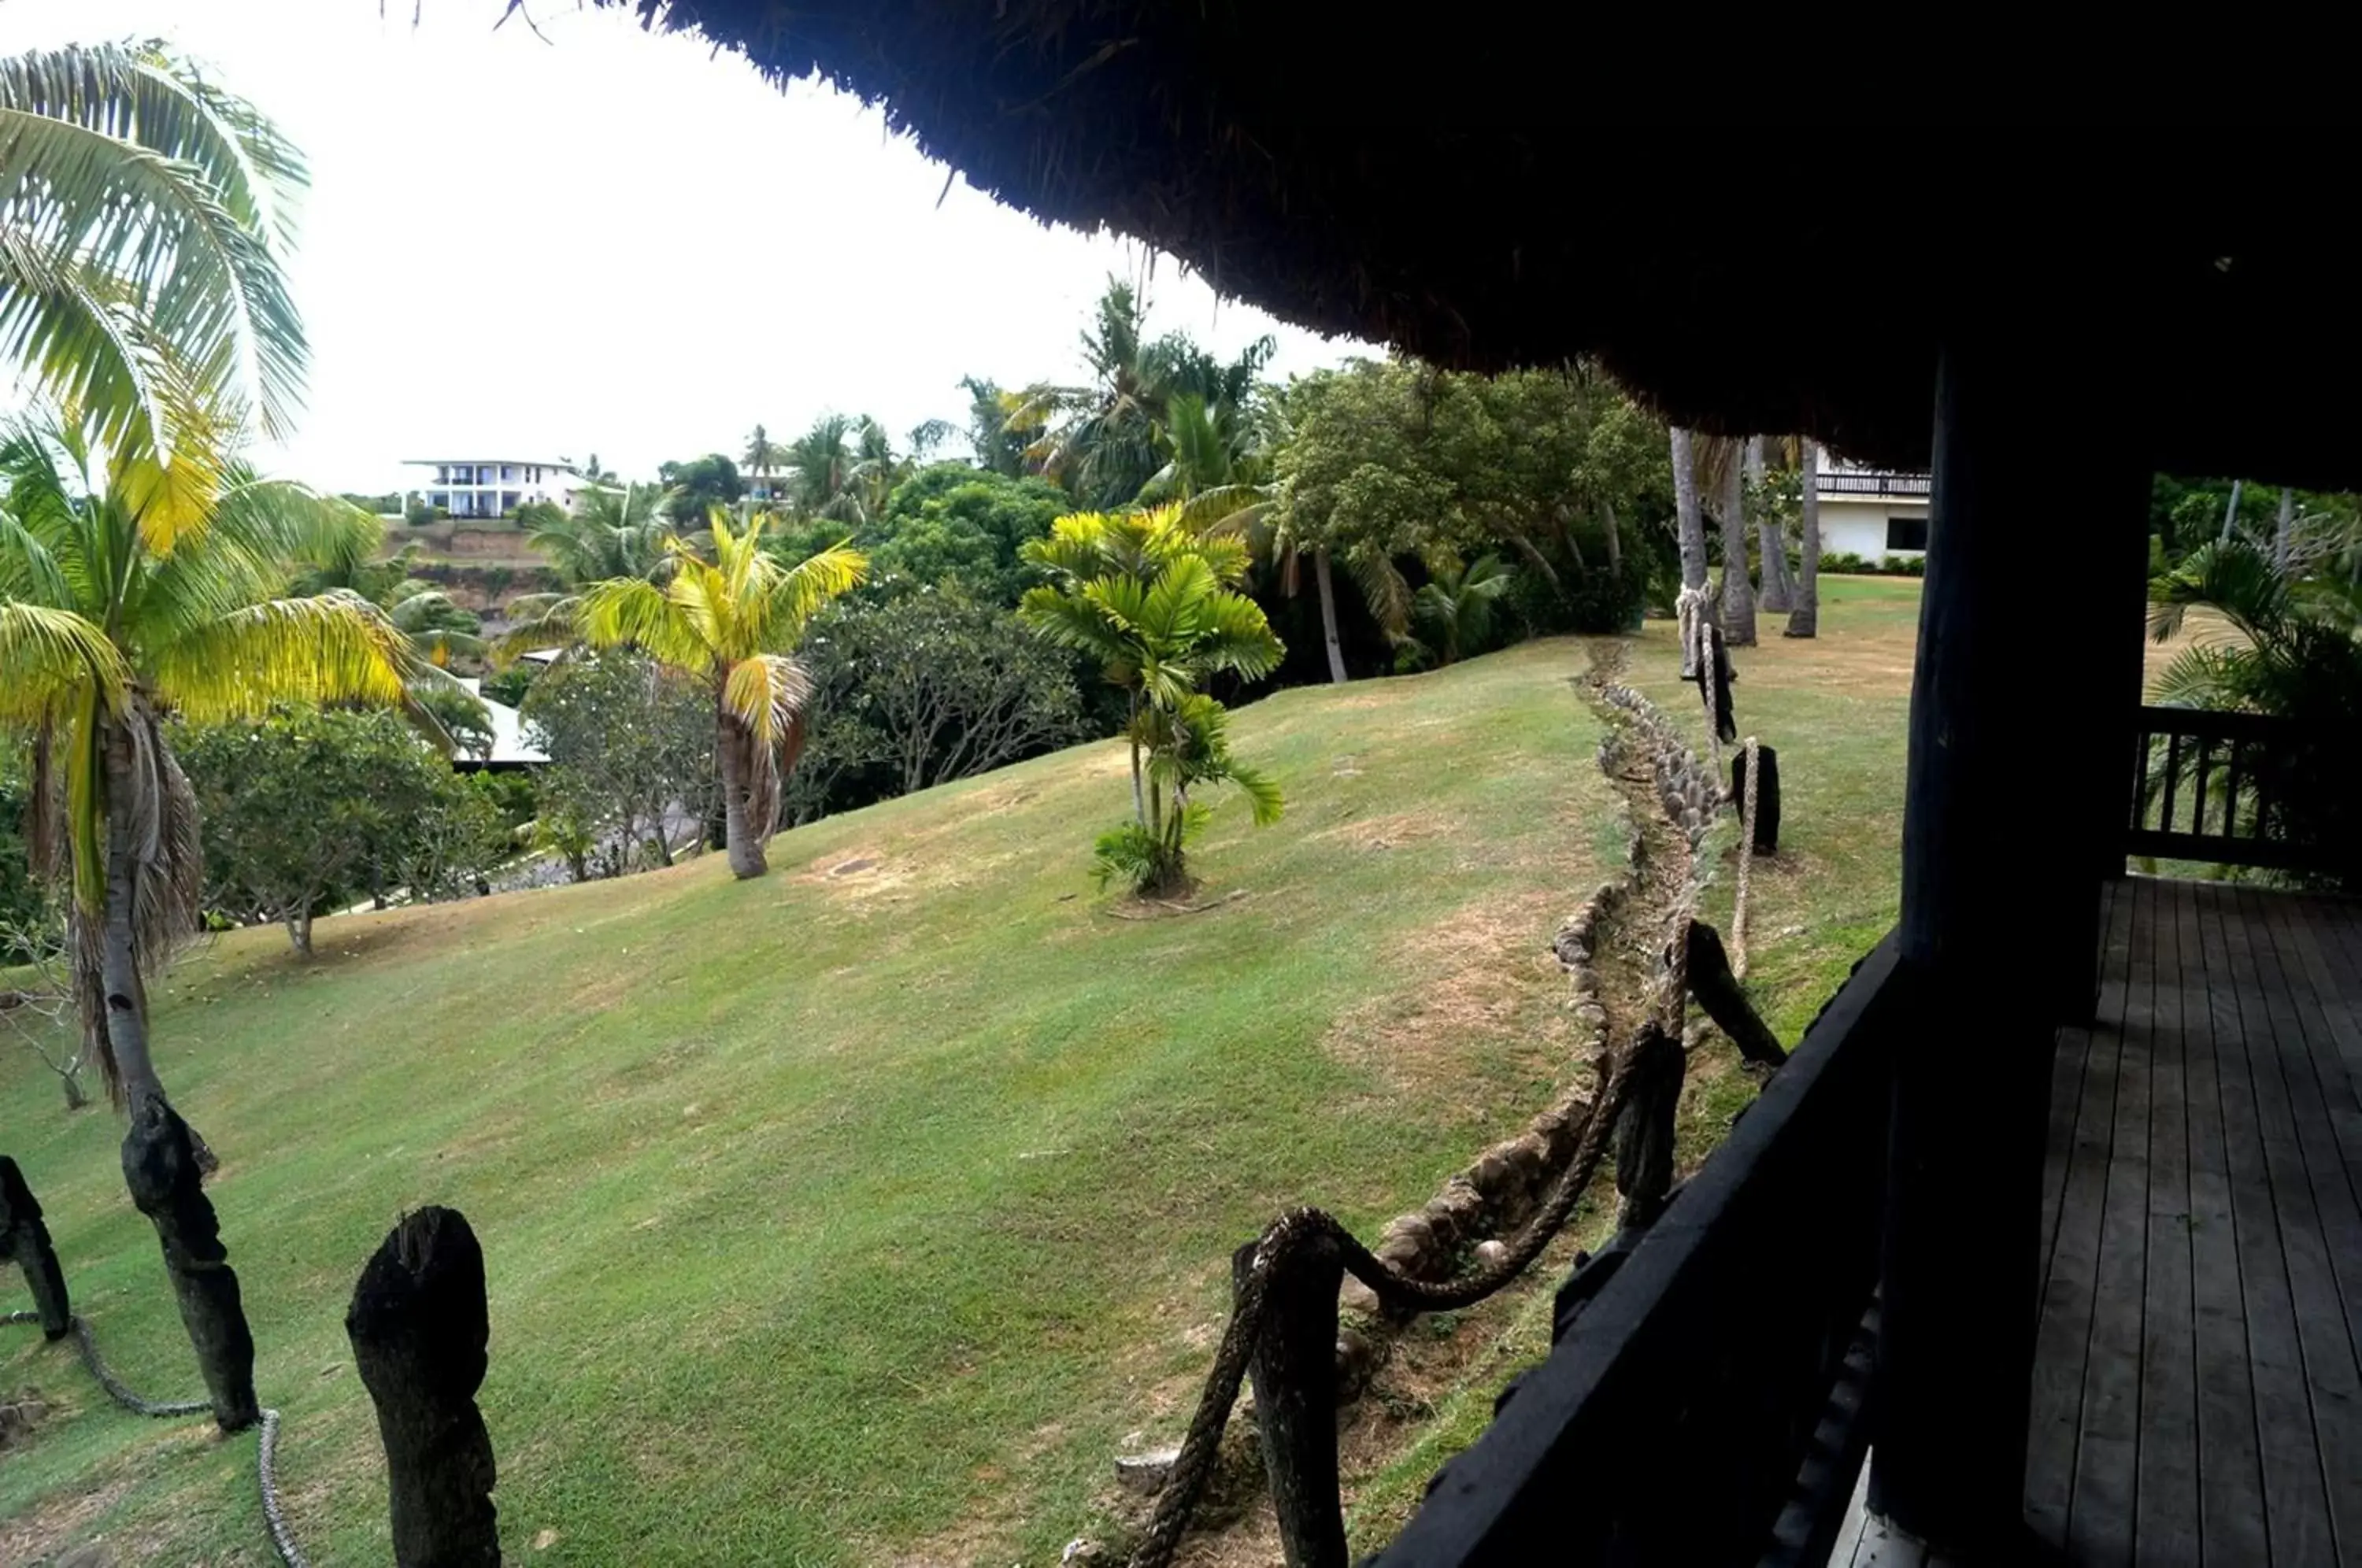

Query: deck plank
[[2071, 876, 2156, 1567], [2175, 880, 2269, 1567], [2135, 878, 2201, 1565], [2243, 889, 2362, 1564], [2025, 878, 2138, 1547], [2210, 886, 2338, 1567]]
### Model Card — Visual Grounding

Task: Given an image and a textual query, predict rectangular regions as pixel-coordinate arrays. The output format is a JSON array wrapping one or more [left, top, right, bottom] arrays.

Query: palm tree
[[1786, 440, 1822, 638], [1018, 505, 1283, 891], [784, 412, 864, 523], [847, 416, 908, 526], [528, 481, 668, 585], [742, 424, 783, 496], [1716, 438, 1757, 645], [1669, 427, 1710, 595], [0, 44, 307, 463], [1414, 554, 1516, 665], [0, 412, 427, 1119], [572, 512, 864, 878]]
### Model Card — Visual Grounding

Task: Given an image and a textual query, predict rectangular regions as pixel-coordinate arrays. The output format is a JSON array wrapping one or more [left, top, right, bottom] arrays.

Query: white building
[[1816, 457, 1930, 563], [406, 459, 583, 520], [449, 678, 549, 772]]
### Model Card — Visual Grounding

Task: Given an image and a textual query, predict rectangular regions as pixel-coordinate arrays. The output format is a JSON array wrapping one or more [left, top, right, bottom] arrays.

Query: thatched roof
[[616, 2, 2358, 488]]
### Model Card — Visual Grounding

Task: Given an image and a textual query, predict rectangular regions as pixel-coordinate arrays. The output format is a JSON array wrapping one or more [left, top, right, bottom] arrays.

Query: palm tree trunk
[[1786, 441, 1822, 638], [98, 719, 165, 1111], [2275, 486, 2294, 573], [1751, 438, 1791, 614], [716, 714, 768, 879], [285, 911, 313, 958], [1670, 427, 1709, 592], [2219, 478, 2244, 543], [1127, 690, 1146, 827], [1313, 548, 1349, 683], [1719, 446, 1757, 645]]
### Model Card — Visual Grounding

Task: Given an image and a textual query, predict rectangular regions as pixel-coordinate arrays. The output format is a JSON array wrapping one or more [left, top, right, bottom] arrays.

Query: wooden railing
[[1372, 936, 1904, 1567], [2127, 704, 2313, 871], [1816, 470, 1931, 498]]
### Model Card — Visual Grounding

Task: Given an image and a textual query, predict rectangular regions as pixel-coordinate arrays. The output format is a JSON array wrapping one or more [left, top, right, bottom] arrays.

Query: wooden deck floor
[[2027, 876, 2362, 1567]]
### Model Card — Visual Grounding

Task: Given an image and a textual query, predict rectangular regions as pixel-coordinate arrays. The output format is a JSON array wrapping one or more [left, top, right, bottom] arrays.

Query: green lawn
[[4, 641, 1624, 1566], [1631, 575, 1922, 1045]]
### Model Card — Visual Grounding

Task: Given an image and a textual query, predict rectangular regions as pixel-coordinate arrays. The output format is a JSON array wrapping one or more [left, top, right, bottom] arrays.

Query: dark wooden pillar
[[1234, 1232, 1347, 1568], [347, 1206, 500, 1568], [0, 1156, 72, 1338], [1869, 342, 2150, 1551]]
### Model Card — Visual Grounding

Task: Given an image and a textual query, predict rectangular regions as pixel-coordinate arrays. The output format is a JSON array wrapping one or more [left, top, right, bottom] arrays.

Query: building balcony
[[1817, 469, 1933, 499]]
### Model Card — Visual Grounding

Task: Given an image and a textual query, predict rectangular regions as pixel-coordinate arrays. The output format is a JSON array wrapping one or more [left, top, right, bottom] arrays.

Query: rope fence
[[2, 1307, 304, 1567]]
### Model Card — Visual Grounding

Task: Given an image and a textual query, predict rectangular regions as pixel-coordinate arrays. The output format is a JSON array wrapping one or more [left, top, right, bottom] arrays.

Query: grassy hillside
[[3, 641, 1623, 1566]]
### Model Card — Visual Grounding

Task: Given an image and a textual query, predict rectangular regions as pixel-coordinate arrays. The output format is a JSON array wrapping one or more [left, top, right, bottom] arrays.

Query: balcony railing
[[1816, 470, 1931, 498], [2127, 704, 2321, 871]]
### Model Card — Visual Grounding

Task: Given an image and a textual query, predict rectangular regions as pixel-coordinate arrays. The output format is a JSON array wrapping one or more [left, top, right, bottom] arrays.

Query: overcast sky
[[3, 0, 1362, 494]]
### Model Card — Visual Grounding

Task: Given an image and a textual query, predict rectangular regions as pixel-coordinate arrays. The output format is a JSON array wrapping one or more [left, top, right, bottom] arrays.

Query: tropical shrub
[[519, 647, 717, 873], [2149, 538, 2362, 889], [1019, 505, 1283, 895]]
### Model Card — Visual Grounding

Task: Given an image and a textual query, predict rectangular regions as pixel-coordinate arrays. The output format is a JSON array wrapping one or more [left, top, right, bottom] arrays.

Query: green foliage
[[0, 767, 54, 960], [1411, 553, 1514, 665], [0, 44, 309, 462], [520, 647, 716, 873], [479, 662, 536, 708], [656, 453, 743, 524], [403, 494, 437, 527], [786, 592, 1086, 821], [2149, 538, 2362, 887], [864, 463, 1068, 604], [179, 708, 502, 945]]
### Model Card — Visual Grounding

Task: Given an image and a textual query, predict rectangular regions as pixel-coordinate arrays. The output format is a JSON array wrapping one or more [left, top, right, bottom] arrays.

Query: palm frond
[[0, 600, 130, 723], [146, 590, 416, 720]]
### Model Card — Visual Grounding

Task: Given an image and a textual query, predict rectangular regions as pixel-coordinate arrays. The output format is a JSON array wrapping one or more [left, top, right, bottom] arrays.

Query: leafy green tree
[[801, 592, 1085, 798], [867, 463, 1068, 604], [784, 414, 864, 523], [656, 453, 743, 525], [520, 647, 717, 875], [1413, 554, 1516, 665], [180, 707, 469, 953], [1019, 505, 1283, 893], [0, 44, 306, 463], [564, 514, 865, 878]]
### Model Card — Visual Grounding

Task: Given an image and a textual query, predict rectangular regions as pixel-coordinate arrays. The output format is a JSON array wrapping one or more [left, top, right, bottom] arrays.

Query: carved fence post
[[1731, 744, 1782, 851], [0, 1156, 72, 1338], [120, 1100, 258, 1429], [1686, 920, 1789, 1068], [1233, 1231, 1348, 1568], [347, 1206, 500, 1568], [1614, 1023, 1686, 1231]]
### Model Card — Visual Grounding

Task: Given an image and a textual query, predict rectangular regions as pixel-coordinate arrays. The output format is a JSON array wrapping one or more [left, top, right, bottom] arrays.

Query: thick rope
[[1733, 736, 1760, 981], [1675, 586, 1725, 777], [1126, 1048, 1640, 1568], [4, 1310, 305, 1568]]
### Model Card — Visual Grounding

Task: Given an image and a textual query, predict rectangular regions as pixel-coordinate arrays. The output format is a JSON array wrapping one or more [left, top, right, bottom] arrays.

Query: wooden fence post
[[0, 1156, 72, 1338], [347, 1206, 500, 1568], [1686, 920, 1788, 1067], [120, 1100, 258, 1430], [1614, 1023, 1686, 1230], [1233, 1232, 1347, 1568]]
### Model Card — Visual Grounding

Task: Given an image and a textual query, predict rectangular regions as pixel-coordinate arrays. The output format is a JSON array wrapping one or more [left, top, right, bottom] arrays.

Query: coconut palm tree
[[1018, 505, 1283, 890], [1669, 427, 1709, 595], [0, 412, 427, 1118], [528, 481, 668, 585], [784, 413, 864, 523], [0, 43, 307, 463], [742, 423, 783, 496], [570, 512, 864, 878], [1413, 553, 1516, 665]]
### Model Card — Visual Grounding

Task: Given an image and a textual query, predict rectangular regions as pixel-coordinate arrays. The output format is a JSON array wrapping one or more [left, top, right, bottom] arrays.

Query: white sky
[[1, 0, 1363, 495]]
